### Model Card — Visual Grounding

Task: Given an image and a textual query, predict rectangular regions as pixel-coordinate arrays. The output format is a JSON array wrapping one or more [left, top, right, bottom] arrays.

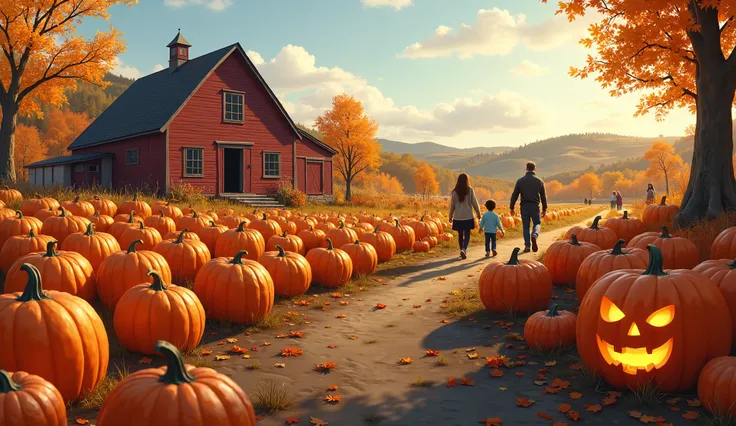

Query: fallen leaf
[[440, 319, 451, 323], [515, 372, 525, 377], [534, 380, 546, 386], [558, 404, 572, 413], [499, 386, 507, 391], [315, 362, 337, 371], [75, 419, 89, 425], [490, 369, 504, 377], [570, 363, 582, 370], [447, 377, 458, 387], [462, 377, 475, 386], [375, 303, 387, 309], [323, 394, 342, 403], [230, 345, 248, 354], [569, 392, 583, 400], [280, 347, 304, 357], [536, 412, 553, 420], [286, 417, 301, 424], [310, 416, 328, 426], [340, 301, 349, 305], [607, 391, 622, 398], [670, 407, 681, 412], [686, 399, 701, 407], [516, 397, 535, 407], [486, 356, 508, 368], [263, 342, 272, 346], [274, 363, 286, 368], [327, 384, 339, 391], [585, 404, 602, 413], [226, 337, 238, 343], [349, 335, 358, 340], [628, 411, 643, 419], [327, 344, 336, 349], [289, 331, 305, 338], [217, 341, 225, 345], [545, 360, 557, 367], [398, 357, 413, 365], [467, 353, 480, 359], [295, 300, 311, 306], [682, 411, 700, 420], [550, 378, 569, 389], [436, 277, 447, 281], [478, 418, 502, 426], [242, 354, 250, 359], [425, 349, 440, 357], [200, 349, 212, 356], [543, 387, 562, 394], [567, 410, 580, 421], [413, 304, 422, 308], [665, 397, 681, 405], [639, 415, 664, 423], [602, 397, 617, 406], [139, 357, 152, 364], [215, 355, 230, 361], [336, 314, 346, 319]]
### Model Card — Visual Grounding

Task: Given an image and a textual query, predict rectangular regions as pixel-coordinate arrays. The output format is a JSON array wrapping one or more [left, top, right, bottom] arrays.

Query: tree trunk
[[675, 65, 736, 228], [664, 171, 669, 196], [0, 99, 18, 181], [345, 177, 352, 202]]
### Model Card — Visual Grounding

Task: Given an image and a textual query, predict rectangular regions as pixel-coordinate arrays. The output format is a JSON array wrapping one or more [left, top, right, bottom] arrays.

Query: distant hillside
[[378, 139, 511, 168]]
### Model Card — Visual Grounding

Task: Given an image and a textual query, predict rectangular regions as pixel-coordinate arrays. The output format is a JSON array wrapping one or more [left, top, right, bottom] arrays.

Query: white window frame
[[223, 90, 245, 123], [183, 147, 204, 177], [263, 151, 280, 178]]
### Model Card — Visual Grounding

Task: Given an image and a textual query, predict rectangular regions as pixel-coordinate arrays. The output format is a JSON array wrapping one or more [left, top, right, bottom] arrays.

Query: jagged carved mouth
[[596, 334, 673, 375]]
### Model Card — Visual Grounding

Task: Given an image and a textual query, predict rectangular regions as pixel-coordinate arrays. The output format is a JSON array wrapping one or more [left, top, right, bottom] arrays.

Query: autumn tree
[[601, 171, 625, 194], [413, 164, 439, 199], [643, 141, 685, 196], [548, 0, 736, 225], [43, 108, 91, 157], [14, 124, 47, 180], [545, 180, 563, 197], [316, 94, 380, 201], [0, 0, 133, 181], [474, 187, 492, 202], [577, 172, 602, 200]]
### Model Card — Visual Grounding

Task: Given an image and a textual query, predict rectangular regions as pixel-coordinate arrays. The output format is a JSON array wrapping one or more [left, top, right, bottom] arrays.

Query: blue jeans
[[484, 233, 497, 252], [521, 205, 541, 249]]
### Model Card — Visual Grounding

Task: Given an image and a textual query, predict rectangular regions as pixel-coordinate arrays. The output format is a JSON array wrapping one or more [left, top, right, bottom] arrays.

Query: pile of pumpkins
[[0, 189, 452, 425], [478, 195, 736, 418]]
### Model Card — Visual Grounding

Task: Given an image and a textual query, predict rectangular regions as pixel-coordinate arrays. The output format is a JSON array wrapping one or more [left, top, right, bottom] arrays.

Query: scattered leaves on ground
[[398, 357, 413, 365], [315, 362, 337, 371], [280, 347, 304, 357], [323, 394, 342, 404], [516, 397, 534, 407]]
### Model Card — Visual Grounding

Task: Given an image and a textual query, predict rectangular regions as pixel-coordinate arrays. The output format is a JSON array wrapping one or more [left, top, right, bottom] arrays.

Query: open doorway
[[223, 148, 243, 193]]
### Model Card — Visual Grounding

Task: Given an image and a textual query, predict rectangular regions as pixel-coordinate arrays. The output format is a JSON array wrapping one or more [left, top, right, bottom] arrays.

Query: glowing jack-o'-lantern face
[[596, 297, 675, 375]]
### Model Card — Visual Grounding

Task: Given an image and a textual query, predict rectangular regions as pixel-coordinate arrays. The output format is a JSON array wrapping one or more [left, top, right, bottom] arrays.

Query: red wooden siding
[[324, 160, 333, 195], [296, 137, 333, 158], [72, 133, 166, 192], [306, 161, 323, 195], [168, 52, 296, 195], [295, 157, 306, 193], [71, 159, 102, 187]]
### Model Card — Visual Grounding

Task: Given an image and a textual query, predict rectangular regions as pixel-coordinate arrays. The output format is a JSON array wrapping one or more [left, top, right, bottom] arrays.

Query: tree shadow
[[379, 257, 486, 287]]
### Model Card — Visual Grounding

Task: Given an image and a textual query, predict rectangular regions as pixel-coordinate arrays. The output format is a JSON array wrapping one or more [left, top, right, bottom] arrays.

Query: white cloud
[[361, 0, 412, 10], [163, 0, 232, 11], [152, 64, 165, 73], [111, 58, 143, 80], [249, 45, 548, 141], [510, 60, 549, 77], [400, 7, 597, 59]]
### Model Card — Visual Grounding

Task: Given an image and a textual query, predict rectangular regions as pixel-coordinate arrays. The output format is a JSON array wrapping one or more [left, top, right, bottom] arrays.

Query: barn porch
[[25, 153, 113, 189]]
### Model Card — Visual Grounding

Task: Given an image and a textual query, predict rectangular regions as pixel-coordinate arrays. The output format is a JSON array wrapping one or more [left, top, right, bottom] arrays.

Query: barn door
[[306, 161, 323, 195]]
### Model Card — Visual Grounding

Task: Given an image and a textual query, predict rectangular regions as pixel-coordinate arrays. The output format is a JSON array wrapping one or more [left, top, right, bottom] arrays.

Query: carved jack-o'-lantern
[[576, 245, 731, 392]]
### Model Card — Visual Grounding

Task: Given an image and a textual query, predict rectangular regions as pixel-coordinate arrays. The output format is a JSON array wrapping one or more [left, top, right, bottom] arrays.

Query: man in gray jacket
[[510, 162, 547, 253]]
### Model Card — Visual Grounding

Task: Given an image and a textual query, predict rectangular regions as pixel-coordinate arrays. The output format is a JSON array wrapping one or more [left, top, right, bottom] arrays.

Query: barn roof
[[298, 128, 337, 155], [25, 153, 112, 168], [69, 43, 305, 150]]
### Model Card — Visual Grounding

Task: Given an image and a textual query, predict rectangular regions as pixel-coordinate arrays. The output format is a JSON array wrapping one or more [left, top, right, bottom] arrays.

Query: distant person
[[616, 191, 623, 211], [610, 191, 617, 209], [510, 162, 547, 253], [449, 173, 481, 259], [584, 197, 588, 205], [646, 183, 656, 204], [478, 199, 505, 258]]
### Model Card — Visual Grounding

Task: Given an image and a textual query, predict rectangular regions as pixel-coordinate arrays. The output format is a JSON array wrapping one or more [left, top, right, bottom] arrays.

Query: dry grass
[[244, 312, 283, 334], [251, 380, 295, 412], [409, 377, 436, 388], [363, 413, 385, 424], [441, 288, 483, 318], [626, 379, 666, 406], [78, 364, 130, 409], [568, 356, 603, 390], [434, 356, 449, 367], [709, 411, 736, 426], [246, 361, 262, 370]]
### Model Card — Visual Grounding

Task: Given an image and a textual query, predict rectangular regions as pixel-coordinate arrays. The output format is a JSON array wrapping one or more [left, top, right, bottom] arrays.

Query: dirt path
[[73, 210, 708, 425]]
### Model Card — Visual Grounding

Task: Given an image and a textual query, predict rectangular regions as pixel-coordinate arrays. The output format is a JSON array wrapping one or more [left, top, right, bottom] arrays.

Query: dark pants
[[610, 200, 616, 209], [484, 233, 497, 252], [457, 230, 471, 251], [521, 205, 541, 249]]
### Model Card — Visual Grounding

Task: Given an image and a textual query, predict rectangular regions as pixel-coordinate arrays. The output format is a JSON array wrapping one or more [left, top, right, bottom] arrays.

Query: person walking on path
[[610, 191, 617, 209], [449, 173, 481, 259], [616, 191, 623, 211], [510, 162, 547, 253], [478, 199, 505, 258], [646, 183, 656, 204]]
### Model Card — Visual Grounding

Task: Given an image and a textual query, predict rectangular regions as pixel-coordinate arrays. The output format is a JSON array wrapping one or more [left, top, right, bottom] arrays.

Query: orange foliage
[[643, 141, 684, 196], [545, 180, 563, 197], [14, 124, 47, 180], [43, 108, 91, 157], [475, 187, 492, 202], [353, 171, 404, 194], [413, 163, 439, 198]]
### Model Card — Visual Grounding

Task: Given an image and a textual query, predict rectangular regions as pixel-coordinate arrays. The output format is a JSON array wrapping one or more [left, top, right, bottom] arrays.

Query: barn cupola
[[167, 29, 192, 72]]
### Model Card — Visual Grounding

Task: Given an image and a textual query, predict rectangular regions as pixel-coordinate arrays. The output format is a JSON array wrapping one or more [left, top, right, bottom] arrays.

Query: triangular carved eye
[[646, 305, 675, 327], [600, 296, 625, 323]]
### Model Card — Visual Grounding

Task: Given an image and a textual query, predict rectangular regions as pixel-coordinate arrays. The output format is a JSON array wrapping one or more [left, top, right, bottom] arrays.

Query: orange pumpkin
[[214, 221, 265, 260], [642, 195, 679, 229], [144, 210, 177, 237], [305, 238, 353, 288], [218, 214, 247, 229], [114, 271, 205, 354], [0, 185, 23, 204], [193, 251, 274, 324], [341, 240, 378, 276], [248, 213, 282, 242], [0, 210, 43, 250], [175, 210, 209, 233], [97, 240, 173, 309], [315, 220, 336, 233], [524, 304, 577, 350], [88, 211, 115, 232], [478, 247, 553, 313], [258, 245, 312, 297], [275, 217, 297, 235], [359, 228, 396, 262], [710, 226, 736, 260], [153, 230, 211, 284], [543, 234, 600, 286], [41, 207, 91, 247], [693, 258, 736, 349], [422, 235, 438, 248], [196, 220, 228, 256], [117, 193, 152, 219], [163, 229, 201, 241], [298, 225, 326, 253], [108, 212, 144, 241], [218, 207, 234, 217], [575, 239, 649, 301], [266, 231, 305, 254], [90, 195, 118, 217], [119, 221, 163, 251], [0, 263, 109, 403], [382, 219, 416, 252], [34, 207, 61, 221], [325, 221, 358, 249], [61, 195, 94, 217], [698, 357, 736, 417], [158, 201, 183, 220], [95, 340, 255, 426], [564, 216, 618, 249], [0, 369, 67, 426], [63, 223, 121, 271], [627, 226, 700, 269], [20, 194, 59, 217], [409, 216, 438, 239], [604, 211, 645, 243], [0, 229, 55, 274], [294, 216, 316, 233], [413, 240, 430, 252]]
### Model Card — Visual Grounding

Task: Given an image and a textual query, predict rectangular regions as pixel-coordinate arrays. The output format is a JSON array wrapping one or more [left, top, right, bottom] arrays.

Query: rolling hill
[[378, 139, 511, 168]]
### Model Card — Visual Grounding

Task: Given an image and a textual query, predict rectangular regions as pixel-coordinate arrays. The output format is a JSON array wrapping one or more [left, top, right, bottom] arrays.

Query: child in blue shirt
[[478, 199, 504, 257]]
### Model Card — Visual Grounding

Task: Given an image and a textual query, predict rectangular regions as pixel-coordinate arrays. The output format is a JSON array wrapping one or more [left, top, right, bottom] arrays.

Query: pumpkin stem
[[42, 241, 59, 258], [58, 207, 68, 217], [94, 195, 100, 200], [546, 304, 560, 317], [262, 213, 267, 220], [148, 270, 168, 291], [611, 239, 627, 255], [138, 221, 145, 230], [394, 219, 400, 227], [127, 240, 143, 253], [159, 210, 165, 217], [34, 193, 42, 199], [660, 195, 667, 205], [308, 225, 314, 232], [0, 370, 21, 393], [230, 250, 248, 264], [174, 229, 189, 244], [643, 244, 668, 276], [728, 259, 736, 269], [133, 193, 139, 201], [155, 341, 196, 385], [506, 247, 522, 265], [590, 216, 602, 230], [570, 234, 581, 246], [660, 226, 672, 239], [93, 211, 100, 218], [191, 209, 198, 218], [339, 220, 345, 229], [236, 221, 247, 232], [2, 185, 8, 190], [276, 245, 286, 257], [127, 211, 137, 223], [15, 263, 51, 302], [623, 211, 629, 220], [326, 238, 334, 250], [85, 223, 96, 236], [282, 231, 288, 237], [28, 229, 36, 238], [209, 220, 216, 227], [14, 210, 22, 219], [373, 227, 380, 235], [73, 195, 80, 203]]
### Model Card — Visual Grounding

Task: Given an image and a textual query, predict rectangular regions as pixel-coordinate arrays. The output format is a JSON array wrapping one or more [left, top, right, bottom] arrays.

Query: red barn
[[26, 32, 336, 201]]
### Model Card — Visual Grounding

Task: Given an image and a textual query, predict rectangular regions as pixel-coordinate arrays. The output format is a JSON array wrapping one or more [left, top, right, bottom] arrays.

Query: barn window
[[263, 152, 280, 178], [88, 165, 99, 173], [126, 149, 139, 165], [223, 91, 245, 123], [184, 148, 204, 177]]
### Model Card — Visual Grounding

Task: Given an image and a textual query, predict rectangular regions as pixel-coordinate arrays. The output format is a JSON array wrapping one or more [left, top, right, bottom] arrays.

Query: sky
[[79, 0, 696, 149]]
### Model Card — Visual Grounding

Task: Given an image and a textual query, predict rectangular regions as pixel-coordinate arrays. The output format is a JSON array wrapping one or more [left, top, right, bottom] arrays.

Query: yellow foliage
[[43, 108, 91, 157], [643, 141, 684, 196], [353, 172, 404, 194], [413, 163, 439, 198], [14, 124, 47, 181]]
